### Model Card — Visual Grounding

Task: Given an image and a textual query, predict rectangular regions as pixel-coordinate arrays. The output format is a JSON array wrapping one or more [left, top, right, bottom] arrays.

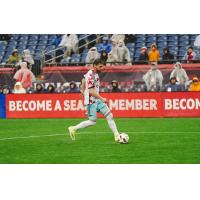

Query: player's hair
[[93, 58, 104, 66]]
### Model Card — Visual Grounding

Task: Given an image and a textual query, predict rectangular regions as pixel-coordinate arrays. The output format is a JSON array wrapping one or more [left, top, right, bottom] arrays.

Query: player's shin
[[105, 113, 119, 139], [74, 120, 96, 130]]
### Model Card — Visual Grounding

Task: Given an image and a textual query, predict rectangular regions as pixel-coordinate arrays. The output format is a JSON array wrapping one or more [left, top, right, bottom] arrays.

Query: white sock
[[106, 114, 119, 137], [74, 120, 96, 130]]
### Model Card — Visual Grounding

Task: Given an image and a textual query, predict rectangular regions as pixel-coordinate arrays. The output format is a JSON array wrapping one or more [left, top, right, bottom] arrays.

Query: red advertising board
[[6, 92, 200, 118]]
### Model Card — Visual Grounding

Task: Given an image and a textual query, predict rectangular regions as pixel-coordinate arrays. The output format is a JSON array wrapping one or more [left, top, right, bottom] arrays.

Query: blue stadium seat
[[146, 36, 156, 43], [157, 36, 167, 42], [6, 46, 15, 52], [0, 45, 6, 51], [29, 35, 39, 40], [45, 45, 56, 52], [135, 37, 145, 43], [135, 42, 145, 48], [178, 46, 187, 52], [18, 40, 28, 46], [167, 35, 178, 41], [19, 35, 29, 41], [9, 34, 19, 40], [126, 43, 135, 52], [157, 41, 167, 47], [178, 41, 189, 46], [71, 57, 80, 64], [179, 35, 189, 41], [167, 41, 178, 46], [28, 40, 38, 45], [37, 40, 48, 45], [39, 35, 48, 40], [26, 45, 37, 51], [36, 45, 46, 51], [61, 58, 70, 65], [82, 48, 89, 54]]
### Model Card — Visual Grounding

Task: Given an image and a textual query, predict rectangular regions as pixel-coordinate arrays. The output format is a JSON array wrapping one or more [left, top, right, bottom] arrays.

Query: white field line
[[0, 131, 199, 141]]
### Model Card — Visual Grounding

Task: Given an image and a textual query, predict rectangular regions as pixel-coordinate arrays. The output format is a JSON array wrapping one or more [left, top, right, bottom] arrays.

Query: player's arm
[[89, 88, 106, 103], [80, 78, 85, 96]]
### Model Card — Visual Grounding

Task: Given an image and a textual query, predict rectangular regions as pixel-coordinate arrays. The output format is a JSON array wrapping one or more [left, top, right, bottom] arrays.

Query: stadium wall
[[1, 92, 200, 119], [0, 94, 6, 118]]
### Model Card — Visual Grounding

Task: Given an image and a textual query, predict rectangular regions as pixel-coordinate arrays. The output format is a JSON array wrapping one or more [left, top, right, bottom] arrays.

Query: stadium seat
[[167, 35, 178, 41], [178, 41, 189, 46], [146, 36, 156, 43], [157, 36, 167, 42], [18, 40, 28, 46], [167, 41, 178, 46], [29, 35, 39, 41], [38, 40, 48, 45], [28, 40, 38, 45], [19, 35, 29, 41], [135, 42, 145, 48], [179, 35, 189, 41], [39, 35, 49, 40]]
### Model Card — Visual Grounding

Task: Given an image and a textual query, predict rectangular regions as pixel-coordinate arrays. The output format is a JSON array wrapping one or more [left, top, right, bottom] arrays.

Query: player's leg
[[68, 104, 97, 140], [97, 100, 120, 141]]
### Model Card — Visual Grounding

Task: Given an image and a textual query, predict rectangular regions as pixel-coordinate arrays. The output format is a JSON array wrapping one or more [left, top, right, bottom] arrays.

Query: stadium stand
[[0, 34, 200, 94]]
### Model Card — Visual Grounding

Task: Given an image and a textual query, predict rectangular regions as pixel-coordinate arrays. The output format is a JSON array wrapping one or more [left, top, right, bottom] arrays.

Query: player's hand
[[101, 98, 107, 103]]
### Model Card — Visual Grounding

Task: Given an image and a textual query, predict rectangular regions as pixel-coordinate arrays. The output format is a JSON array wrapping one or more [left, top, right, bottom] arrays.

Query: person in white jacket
[[22, 49, 34, 70], [86, 47, 100, 66], [170, 62, 189, 85], [13, 82, 26, 94], [194, 35, 200, 47], [59, 34, 79, 57], [143, 63, 163, 91], [110, 34, 125, 44], [117, 40, 132, 65]]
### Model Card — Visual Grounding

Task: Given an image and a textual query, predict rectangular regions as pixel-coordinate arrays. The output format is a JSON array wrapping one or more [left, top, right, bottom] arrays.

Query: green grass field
[[0, 118, 200, 164]]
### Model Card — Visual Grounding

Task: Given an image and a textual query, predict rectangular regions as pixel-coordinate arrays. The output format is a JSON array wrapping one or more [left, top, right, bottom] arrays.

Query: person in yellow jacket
[[148, 43, 160, 63], [188, 77, 200, 91]]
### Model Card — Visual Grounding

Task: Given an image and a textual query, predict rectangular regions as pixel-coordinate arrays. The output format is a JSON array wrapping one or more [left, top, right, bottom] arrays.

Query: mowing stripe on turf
[[0, 131, 199, 141]]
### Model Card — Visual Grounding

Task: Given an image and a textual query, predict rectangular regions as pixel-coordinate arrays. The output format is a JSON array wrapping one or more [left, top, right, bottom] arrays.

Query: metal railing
[[41, 34, 105, 66]]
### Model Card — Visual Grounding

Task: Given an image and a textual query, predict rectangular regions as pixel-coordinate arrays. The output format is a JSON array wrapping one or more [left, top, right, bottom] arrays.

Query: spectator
[[183, 46, 196, 63], [111, 34, 125, 44], [188, 76, 200, 91], [143, 63, 163, 91], [138, 46, 148, 62], [100, 50, 108, 65], [106, 52, 118, 66], [46, 84, 55, 93], [117, 40, 132, 65], [194, 35, 200, 48], [164, 77, 185, 92], [148, 43, 160, 63], [59, 34, 79, 57], [34, 83, 44, 93], [124, 34, 136, 44], [7, 49, 21, 65], [98, 36, 112, 53], [13, 82, 26, 94], [111, 80, 121, 92], [162, 48, 174, 63], [110, 39, 120, 61], [86, 47, 100, 66], [170, 62, 189, 85], [13, 62, 36, 89], [52, 34, 62, 47], [68, 82, 79, 93], [22, 49, 34, 70], [2, 85, 11, 95]]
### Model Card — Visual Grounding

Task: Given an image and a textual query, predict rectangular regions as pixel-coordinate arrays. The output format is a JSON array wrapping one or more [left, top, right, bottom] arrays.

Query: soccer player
[[68, 59, 120, 142]]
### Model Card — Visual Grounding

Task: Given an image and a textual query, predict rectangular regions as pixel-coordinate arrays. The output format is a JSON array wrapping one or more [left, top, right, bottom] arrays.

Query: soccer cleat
[[115, 135, 120, 142], [68, 126, 76, 140]]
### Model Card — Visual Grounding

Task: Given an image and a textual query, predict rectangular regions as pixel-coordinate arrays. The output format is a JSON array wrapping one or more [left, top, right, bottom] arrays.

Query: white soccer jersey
[[84, 69, 100, 105]]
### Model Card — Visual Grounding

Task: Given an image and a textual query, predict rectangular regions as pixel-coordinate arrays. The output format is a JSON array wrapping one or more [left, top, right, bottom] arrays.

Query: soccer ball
[[118, 133, 129, 144]]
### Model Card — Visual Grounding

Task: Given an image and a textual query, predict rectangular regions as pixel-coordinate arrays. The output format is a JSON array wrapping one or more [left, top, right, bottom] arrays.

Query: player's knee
[[89, 120, 96, 125], [106, 112, 113, 120]]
